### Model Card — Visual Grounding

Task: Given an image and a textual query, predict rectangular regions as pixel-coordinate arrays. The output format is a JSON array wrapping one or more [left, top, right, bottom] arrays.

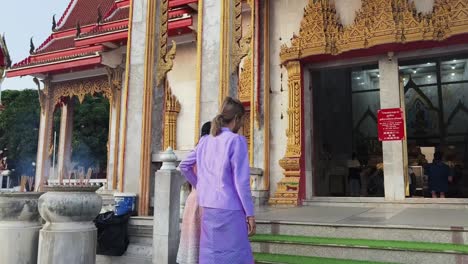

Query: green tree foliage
[[0, 90, 40, 180], [71, 94, 109, 175]]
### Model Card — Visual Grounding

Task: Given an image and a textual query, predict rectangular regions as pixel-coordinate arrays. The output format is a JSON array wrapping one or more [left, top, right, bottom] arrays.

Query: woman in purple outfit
[[179, 97, 256, 264]]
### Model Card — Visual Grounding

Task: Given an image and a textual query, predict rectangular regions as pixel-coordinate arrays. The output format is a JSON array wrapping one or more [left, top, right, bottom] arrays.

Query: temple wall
[[269, 0, 307, 196], [167, 43, 197, 150]]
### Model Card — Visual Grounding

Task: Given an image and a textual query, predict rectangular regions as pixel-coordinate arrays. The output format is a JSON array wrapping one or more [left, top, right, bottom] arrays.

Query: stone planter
[[0, 192, 43, 264], [38, 186, 102, 264]]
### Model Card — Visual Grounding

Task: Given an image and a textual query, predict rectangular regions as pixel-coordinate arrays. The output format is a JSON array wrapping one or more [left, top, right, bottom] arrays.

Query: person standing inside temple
[[425, 151, 453, 198], [347, 153, 361, 197], [177, 121, 211, 264], [179, 97, 255, 264]]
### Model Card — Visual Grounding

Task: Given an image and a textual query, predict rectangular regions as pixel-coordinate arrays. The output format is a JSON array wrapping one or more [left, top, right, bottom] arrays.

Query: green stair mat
[[251, 234, 468, 254], [254, 253, 399, 264]]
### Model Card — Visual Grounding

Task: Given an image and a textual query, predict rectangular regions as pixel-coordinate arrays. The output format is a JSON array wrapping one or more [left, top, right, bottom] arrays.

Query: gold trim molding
[[163, 80, 181, 150], [118, 0, 135, 193], [139, 0, 172, 216], [280, 0, 468, 64], [269, 61, 302, 206], [51, 77, 112, 105]]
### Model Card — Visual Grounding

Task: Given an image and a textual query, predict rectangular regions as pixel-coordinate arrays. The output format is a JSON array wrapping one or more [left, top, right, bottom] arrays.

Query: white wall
[[269, 0, 308, 196], [167, 43, 198, 151]]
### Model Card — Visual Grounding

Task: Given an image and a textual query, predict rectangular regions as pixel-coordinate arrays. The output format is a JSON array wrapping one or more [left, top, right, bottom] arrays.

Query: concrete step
[[251, 234, 468, 264], [256, 220, 468, 245], [303, 197, 468, 209]]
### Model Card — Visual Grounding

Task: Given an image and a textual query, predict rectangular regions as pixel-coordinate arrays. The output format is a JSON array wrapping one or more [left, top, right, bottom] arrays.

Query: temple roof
[[7, 0, 197, 77], [0, 35, 11, 69]]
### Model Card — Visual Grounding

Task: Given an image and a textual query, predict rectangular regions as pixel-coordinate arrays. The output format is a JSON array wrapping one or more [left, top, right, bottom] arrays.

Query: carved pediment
[[280, 0, 468, 64]]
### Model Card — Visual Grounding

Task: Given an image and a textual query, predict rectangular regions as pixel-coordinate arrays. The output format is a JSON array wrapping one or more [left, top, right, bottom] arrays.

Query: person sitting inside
[[425, 151, 453, 198]]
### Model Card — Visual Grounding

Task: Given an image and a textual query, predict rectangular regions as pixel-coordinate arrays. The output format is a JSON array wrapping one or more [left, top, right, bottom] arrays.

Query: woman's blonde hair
[[211, 97, 245, 136]]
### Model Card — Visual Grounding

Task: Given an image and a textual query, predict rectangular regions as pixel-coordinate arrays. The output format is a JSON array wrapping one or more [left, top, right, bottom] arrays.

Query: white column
[[57, 100, 74, 179], [198, 0, 223, 126], [35, 83, 54, 190], [106, 88, 121, 190], [379, 56, 405, 200]]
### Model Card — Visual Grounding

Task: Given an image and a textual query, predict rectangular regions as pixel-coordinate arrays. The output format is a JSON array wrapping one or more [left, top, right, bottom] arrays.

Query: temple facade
[[6, 0, 468, 215]]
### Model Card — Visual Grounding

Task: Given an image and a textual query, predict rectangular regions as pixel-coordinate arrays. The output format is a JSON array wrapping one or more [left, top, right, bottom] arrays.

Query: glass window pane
[[443, 82, 468, 135], [352, 91, 379, 138], [399, 62, 437, 86], [351, 69, 380, 91], [441, 58, 468, 83], [405, 85, 440, 138]]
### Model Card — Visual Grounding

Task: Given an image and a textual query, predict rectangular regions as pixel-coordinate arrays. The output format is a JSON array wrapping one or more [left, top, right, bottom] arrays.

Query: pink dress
[[177, 189, 200, 264]]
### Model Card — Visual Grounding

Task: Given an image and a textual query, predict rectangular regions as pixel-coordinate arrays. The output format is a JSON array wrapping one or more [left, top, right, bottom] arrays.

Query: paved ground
[[255, 205, 468, 228]]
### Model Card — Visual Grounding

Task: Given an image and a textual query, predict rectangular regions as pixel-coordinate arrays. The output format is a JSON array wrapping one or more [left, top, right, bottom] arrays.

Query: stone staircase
[[252, 220, 468, 264], [96, 206, 468, 264]]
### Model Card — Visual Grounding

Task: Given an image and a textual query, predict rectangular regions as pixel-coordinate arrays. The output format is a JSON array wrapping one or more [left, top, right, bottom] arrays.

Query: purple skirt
[[199, 207, 254, 264]]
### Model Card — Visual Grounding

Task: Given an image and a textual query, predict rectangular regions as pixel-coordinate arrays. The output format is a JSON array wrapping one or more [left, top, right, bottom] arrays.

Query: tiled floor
[[256, 205, 468, 228]]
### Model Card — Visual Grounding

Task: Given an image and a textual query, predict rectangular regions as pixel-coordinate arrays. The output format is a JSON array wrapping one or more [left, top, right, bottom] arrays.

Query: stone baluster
[[153, 147, 185, 264]]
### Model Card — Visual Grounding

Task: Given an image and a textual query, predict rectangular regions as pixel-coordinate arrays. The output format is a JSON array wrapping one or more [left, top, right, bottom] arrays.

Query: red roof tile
[[8, 0, 197, 75], [57, 0, 115, 30], [36, 36, 76, 54]]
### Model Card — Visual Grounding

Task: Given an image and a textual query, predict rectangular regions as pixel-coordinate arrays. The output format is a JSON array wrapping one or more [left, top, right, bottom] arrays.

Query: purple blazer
[[179, 127, 254, 217]]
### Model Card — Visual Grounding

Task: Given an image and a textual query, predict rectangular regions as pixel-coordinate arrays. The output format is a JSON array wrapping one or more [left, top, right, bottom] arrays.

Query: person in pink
[[177, 121, 211, 264], [179, 97, 256, 264]]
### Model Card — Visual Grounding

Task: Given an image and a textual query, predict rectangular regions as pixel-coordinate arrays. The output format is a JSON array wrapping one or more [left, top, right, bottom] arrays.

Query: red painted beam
[[75, 30, 128, 47], [116, 0, 130, 8], [169, 0, 198, 8], [168, 16, 193, 30], [74, 16, 192, 47], [31, 45, 105, 62], [169, 7, 193, 18], [7, 56, 101, 77]]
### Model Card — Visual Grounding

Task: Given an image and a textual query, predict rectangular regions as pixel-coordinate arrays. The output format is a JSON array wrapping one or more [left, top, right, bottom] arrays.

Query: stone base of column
[[0, 224, 41, 264], [38, 225, 97, 264], [252, 190, 269, 206]]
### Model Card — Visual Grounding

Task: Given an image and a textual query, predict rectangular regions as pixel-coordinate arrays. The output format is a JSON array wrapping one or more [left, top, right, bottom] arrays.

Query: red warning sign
[[378, 108, 405, 141]]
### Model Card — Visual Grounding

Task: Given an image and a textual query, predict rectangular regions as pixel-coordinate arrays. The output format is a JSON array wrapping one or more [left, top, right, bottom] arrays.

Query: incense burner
[[37, 186, 102, 264], [38, 186, 102, 229], [0, 192, 43, 264]]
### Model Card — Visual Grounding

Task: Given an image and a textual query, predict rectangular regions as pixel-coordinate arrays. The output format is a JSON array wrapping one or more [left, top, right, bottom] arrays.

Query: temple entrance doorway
[[309, 64, 383, 197], [49, 94, 110, 188], [401, 54, 468, 198]]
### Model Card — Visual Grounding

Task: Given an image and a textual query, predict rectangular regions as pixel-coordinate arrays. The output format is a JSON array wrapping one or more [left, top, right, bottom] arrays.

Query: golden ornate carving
[[157, 40, 176, 87], [33, 77, 49, 113], [280, 0, 468, 64], [269, 61, 302, 206], [156, 0, 176, 87], [163, 80, 181, 150], [106, 66, 124, 92], [238, 56, 252, 102], [231, 27, 252, 75], [51, 77, 112, 106]]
